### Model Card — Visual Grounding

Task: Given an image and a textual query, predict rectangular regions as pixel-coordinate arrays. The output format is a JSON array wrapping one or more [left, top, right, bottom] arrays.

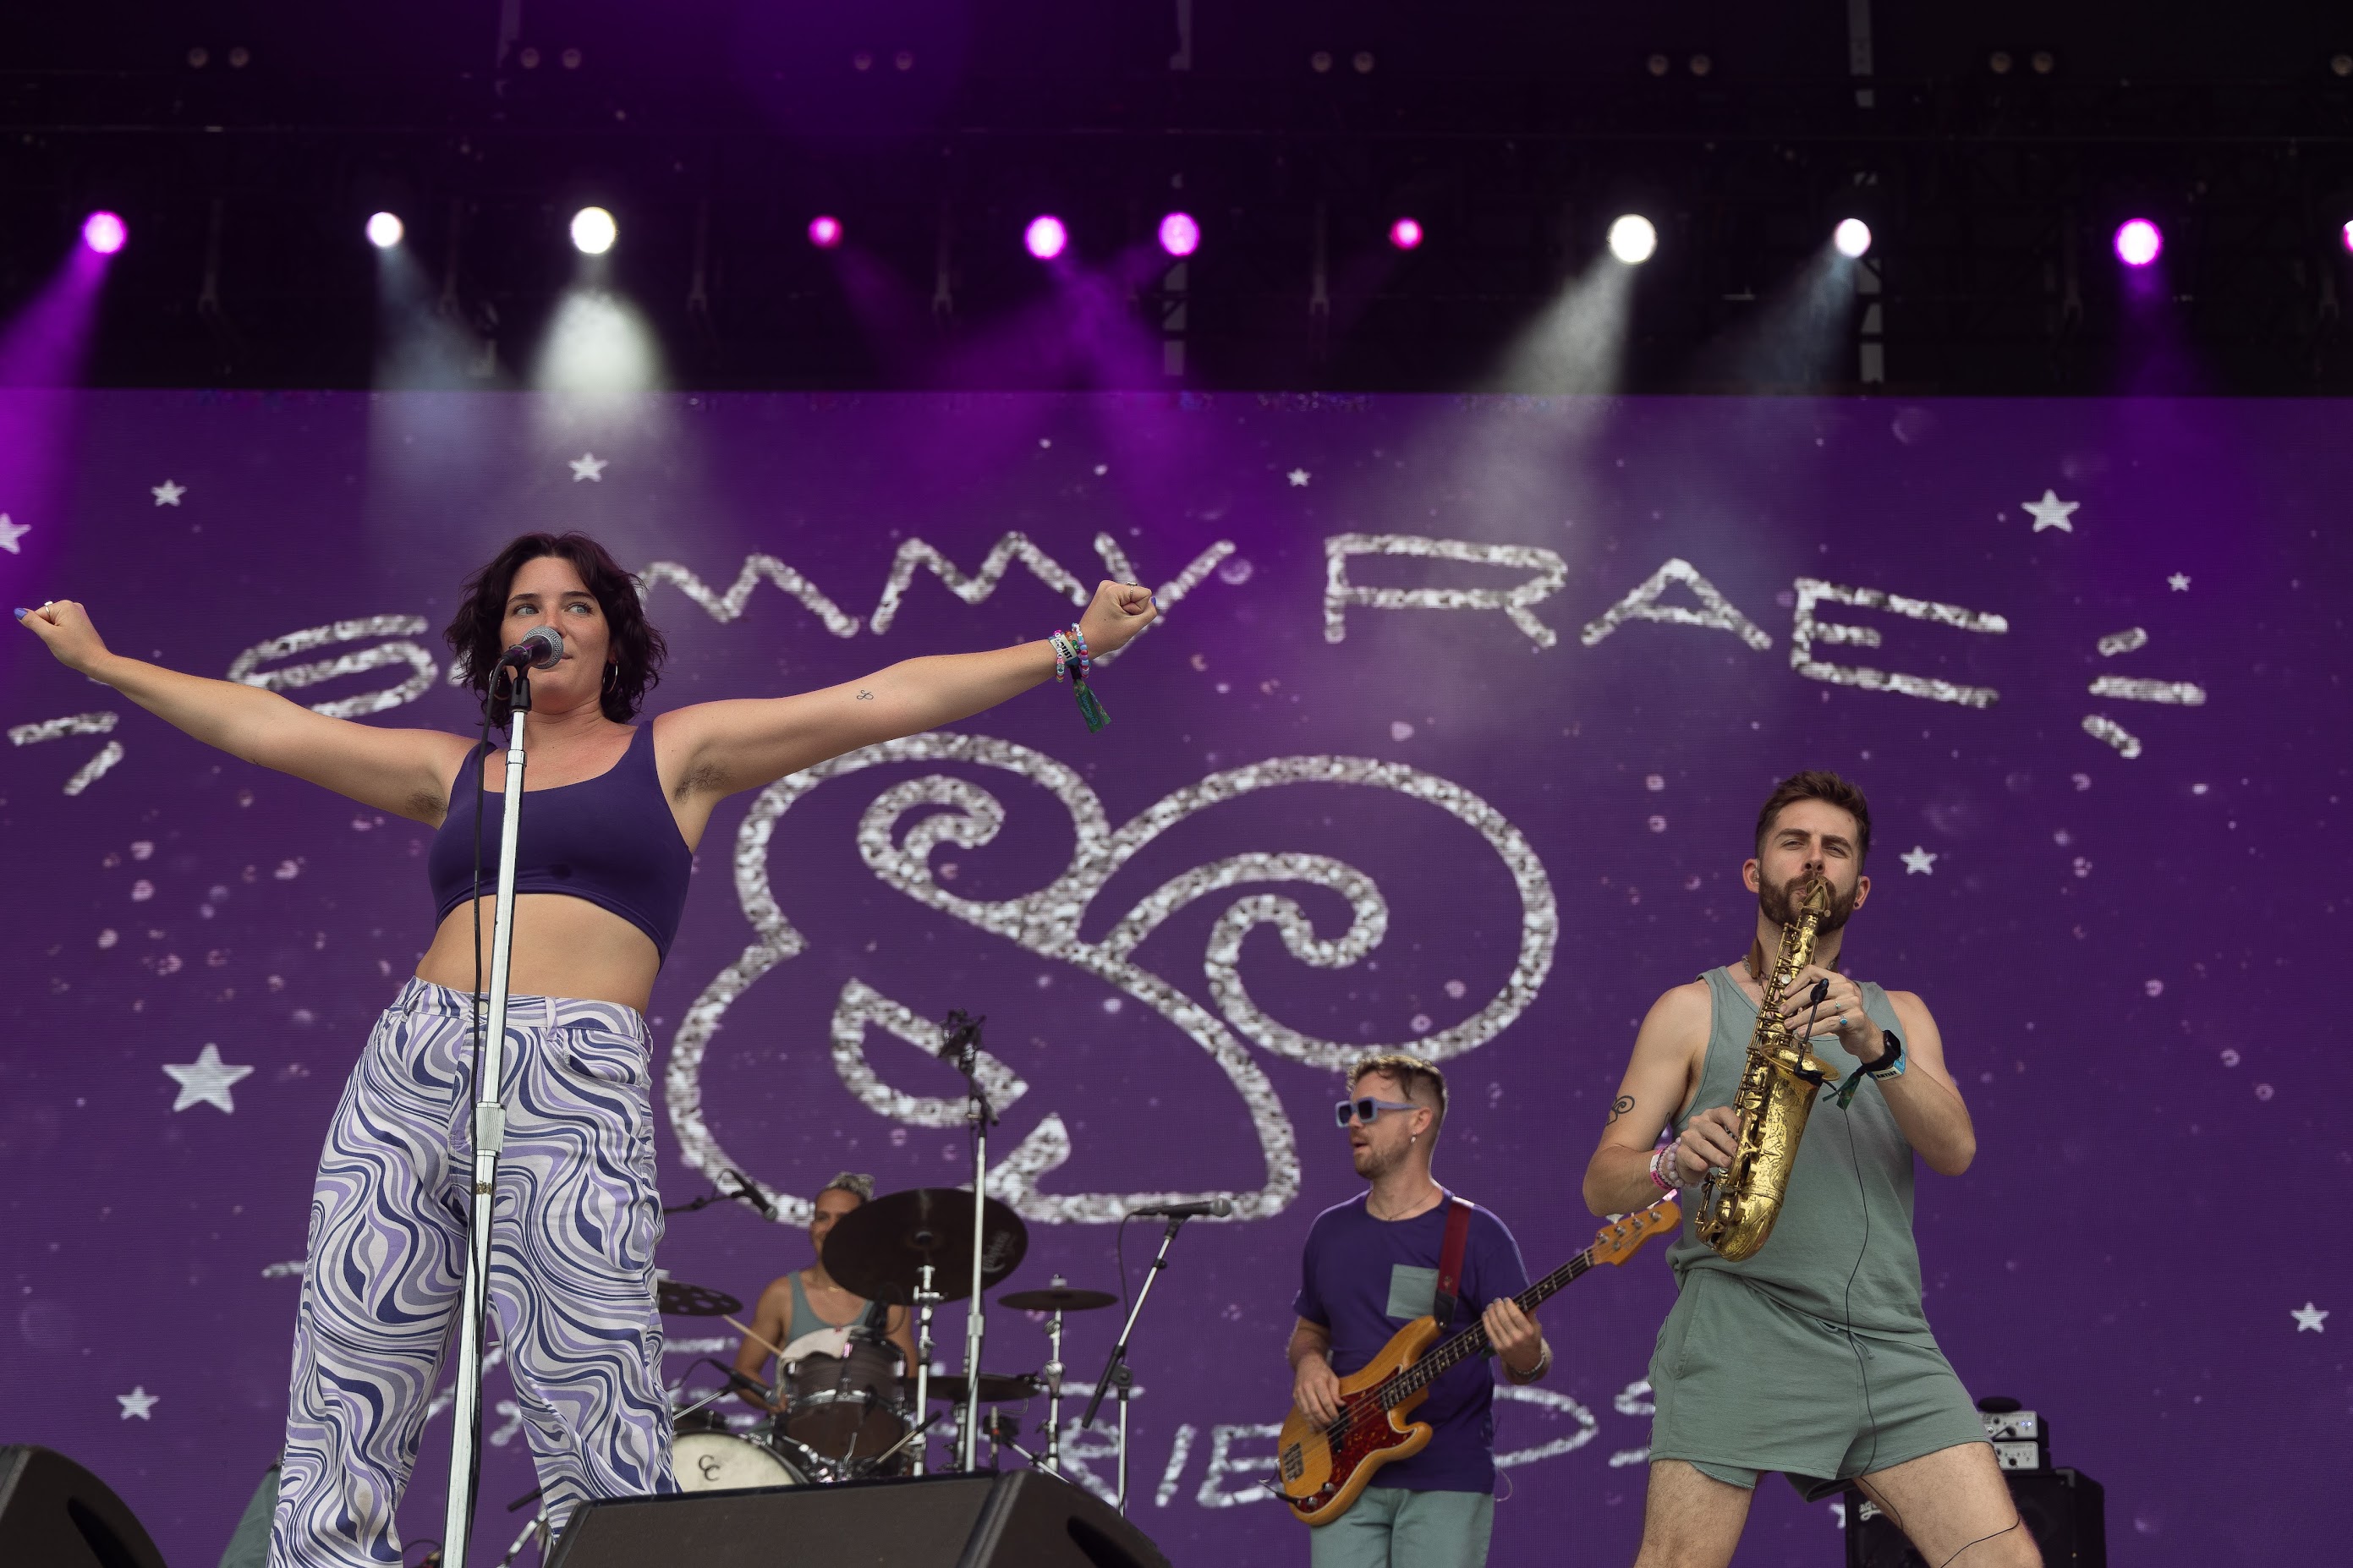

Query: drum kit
[[660, 1185, 1120, 1494]]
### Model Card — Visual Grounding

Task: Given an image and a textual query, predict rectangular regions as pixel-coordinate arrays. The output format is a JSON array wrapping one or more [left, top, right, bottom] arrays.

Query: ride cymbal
[[820, 1187, 1028, 1305], [997, 1286, 1117, 1313]]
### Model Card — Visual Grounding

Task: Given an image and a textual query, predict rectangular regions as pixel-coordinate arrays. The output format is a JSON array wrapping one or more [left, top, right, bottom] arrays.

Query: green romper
[[1646, 967, 1990, 1496]]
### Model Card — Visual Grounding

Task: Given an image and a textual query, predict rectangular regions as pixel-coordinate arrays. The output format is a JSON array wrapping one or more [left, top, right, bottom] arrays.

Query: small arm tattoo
[[855, 688, 874, 701], [1605, 1094, 1634, 1126]]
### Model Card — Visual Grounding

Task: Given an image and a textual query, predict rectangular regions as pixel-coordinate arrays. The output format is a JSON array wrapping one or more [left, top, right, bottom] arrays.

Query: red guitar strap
[[1434, 1193, 1474, 1327]]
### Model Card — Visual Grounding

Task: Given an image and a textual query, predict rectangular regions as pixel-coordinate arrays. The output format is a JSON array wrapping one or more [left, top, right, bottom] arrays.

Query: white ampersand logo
[[663, 733, 1556, 1225]]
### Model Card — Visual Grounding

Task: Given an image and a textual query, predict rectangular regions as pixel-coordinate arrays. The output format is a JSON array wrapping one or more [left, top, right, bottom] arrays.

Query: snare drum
[[782, 1340, 911, 1471], [671, 1409, 812, 1493]]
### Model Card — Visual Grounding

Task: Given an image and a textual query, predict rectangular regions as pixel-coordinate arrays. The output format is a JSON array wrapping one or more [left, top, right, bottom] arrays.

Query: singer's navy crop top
[[425, 725, 693, 962]]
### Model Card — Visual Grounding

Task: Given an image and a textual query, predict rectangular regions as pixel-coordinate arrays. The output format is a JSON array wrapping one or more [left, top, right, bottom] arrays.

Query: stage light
[[1024, 216, 1067, 260], [81, 211, 127, 255], [808, 215, 843, 249], [1607, 215, 1658, 265], [2113, 218, 2163, 268], [365, 212, 405, 249], [570, 206, 617, 256], [1158, 211, 1200, 258], [2339, 218, 2353, 254], [1389, 217, 1423, 251], [1834, 218, 1873, 259]]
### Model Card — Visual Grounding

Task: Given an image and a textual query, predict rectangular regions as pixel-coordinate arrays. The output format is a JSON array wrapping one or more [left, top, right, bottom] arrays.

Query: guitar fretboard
[[1377, 1247, 1596, 1406]]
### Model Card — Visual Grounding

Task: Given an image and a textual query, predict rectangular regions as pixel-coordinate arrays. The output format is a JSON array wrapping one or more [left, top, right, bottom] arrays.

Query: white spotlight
[[1834, 218, 1873, 259], [570, 206, 617, 256], [1607, 215, 1658, 266], [365, 211, 405, 249]]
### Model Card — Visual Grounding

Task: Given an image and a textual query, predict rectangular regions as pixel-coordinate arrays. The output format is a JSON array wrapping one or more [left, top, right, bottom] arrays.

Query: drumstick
[[725, 1314, 787, 1362]]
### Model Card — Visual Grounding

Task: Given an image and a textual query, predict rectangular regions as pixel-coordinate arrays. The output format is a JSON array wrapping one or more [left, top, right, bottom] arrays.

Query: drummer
[[731, 1172, 920, 1411]]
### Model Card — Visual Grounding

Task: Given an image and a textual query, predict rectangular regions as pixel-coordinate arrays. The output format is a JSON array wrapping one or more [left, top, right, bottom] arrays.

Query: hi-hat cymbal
[[926, 1372, 1045, 1405], [820, 1187, 1029, 1306], [656, 1280, 743, 1318], [998, 1286, 1118, 1314]]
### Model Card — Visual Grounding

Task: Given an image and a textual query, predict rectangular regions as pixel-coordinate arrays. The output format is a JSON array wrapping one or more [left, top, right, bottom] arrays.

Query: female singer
[[16, 533, 1155, 1566]]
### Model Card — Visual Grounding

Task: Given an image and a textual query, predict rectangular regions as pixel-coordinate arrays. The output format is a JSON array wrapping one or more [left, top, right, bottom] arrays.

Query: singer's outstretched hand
[[14, 598, 111, 672]]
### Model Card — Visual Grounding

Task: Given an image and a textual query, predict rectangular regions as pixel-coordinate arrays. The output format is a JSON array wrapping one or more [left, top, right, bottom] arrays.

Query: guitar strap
[[1434, 1193, 1474, 1327]]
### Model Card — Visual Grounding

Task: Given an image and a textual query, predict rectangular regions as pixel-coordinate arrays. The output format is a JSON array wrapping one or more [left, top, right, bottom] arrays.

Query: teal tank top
[[1662, 966, 1933, 1340]]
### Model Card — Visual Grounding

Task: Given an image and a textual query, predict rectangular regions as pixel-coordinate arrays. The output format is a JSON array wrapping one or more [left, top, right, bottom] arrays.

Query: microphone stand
[[940, 1010, 994, 1474], [440, 661, 536, 1568], [1079, 1214, 1191, 1513]]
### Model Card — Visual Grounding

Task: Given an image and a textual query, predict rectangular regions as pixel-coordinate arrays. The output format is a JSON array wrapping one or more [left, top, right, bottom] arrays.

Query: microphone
[[1127, 1196, 1233, 1220], [495, 624, 564, 672], [721, 1167, 776, 1220]]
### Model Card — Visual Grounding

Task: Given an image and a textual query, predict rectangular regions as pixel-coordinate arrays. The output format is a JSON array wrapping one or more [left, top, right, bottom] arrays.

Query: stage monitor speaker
[[546, 1469, 1171, 1568], [1845, 1467, 2106, 1568], [0, 1445, 169, 1568]]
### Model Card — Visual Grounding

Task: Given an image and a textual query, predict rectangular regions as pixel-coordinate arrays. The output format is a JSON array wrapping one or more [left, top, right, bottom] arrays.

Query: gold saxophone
[[1696, 877, 1833, 1262]]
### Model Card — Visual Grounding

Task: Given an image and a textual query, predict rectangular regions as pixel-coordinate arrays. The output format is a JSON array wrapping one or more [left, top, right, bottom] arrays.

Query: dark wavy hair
[[443, 533, 667, 722]]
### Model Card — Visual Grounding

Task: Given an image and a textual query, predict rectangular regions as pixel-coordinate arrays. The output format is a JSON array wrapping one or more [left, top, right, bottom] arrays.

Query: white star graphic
[[117, 1386, 159, 1420], [0, 513, 27, 554], [1286, 468, 1311, 487], [1900, 846, 1937, 876], [151, 480, 186, 507], [2021, 490, 2077, 532], [162, 1043, 255, 1114], [569, 453, 608, 482], [2292, 1302, 2328, 1333], [2168, 573, 2191, 592]]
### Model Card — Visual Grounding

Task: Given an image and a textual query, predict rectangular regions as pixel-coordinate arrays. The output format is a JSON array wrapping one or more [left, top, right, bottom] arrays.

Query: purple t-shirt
[[1291, 1192, 1531, 1494]]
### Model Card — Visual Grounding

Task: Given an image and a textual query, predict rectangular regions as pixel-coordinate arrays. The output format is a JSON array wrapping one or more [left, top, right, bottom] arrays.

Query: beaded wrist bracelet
[[1648, 1138, 1682, 1192], [1049, 623, 1108, 732]]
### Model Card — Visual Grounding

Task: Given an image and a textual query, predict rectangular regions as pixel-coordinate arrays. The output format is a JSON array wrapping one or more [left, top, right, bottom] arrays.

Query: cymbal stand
[[939, 1009, 996, 1473], [908, 1262, 940, 1475], [442, 663, 538, 1568], [1039, 1275, 1069, 1477], [1080, 1214, 1191, 1515]]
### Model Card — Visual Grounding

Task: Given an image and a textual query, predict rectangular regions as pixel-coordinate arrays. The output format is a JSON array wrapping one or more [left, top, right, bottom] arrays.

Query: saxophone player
[[1583, 772, 2036, 1568]]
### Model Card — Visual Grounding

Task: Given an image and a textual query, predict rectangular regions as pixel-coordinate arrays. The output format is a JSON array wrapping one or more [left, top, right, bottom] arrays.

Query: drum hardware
[[780, 1339, 912, 1475], [820, 1181, 1029, 1477], [923, 1371, 1045, 1406], [863, 1406, 947, 1476], [999, 1280, 1116, 1479]]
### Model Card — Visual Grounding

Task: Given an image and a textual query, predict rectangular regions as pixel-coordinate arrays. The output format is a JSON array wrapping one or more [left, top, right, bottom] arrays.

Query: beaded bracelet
[[1048, 623, 1108, 732], [1648, 1138, 1682, 1192]]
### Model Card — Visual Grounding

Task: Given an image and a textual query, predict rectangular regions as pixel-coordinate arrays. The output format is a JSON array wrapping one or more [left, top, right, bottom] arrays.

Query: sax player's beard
[[1758, 870, 1857, 935]]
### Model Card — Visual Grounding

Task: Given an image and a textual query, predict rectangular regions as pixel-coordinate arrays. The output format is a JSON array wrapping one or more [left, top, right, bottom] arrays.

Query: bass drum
[[671, 1411, 812, 1493]]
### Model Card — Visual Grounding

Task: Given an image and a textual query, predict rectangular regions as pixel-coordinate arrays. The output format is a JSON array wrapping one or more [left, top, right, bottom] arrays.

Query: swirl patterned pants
[[268, 979, 675, 1568]]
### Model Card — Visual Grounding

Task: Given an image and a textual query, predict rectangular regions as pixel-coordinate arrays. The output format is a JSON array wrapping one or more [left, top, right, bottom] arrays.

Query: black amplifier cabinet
[[1846, 1467, 2105, 1568]]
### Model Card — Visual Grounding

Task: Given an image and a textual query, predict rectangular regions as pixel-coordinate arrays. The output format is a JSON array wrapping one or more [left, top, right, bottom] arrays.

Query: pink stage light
[[1389, 217, 1424, 251], [1157, 211, 1200, 258], [81, 211, 128, 255], [2340, 219, 2353, 255], [808, 215, 843, 249], [2113, 218, 2163, 268], [1024, 216, 1068, 260]]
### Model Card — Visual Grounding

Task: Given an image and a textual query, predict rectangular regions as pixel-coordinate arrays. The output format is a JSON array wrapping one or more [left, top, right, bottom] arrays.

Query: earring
[[602, 662, 618, 692]]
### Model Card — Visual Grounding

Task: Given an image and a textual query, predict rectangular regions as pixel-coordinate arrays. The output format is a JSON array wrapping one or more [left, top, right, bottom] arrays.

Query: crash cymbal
[[997, 1286, 1118, 1314], [656, 1280, 743, 1318], [820, 1187, 1029, 1306], [926, 1371, 1045, 1406]]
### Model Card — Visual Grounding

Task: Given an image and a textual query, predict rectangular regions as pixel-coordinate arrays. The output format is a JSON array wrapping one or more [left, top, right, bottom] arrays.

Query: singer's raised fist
[[1075, 579, 1158, 657], [15, 599, 111, 674]]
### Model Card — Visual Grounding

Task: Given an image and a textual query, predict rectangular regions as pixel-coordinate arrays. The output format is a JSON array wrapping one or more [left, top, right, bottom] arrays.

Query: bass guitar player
[[1284, 1052, 1549, 1568]]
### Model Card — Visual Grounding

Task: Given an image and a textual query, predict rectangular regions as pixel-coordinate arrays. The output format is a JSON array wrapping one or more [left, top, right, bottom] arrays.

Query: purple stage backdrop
[[1, 391, 2345, 1567]]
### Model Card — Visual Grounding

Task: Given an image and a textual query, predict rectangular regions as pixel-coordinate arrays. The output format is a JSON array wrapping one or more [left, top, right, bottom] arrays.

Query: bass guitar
[[1276, 1196, 1680, 1525]]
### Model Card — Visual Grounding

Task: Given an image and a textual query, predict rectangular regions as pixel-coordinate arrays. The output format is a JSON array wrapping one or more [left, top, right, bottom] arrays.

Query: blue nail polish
[[11, 607, 26, 621]]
